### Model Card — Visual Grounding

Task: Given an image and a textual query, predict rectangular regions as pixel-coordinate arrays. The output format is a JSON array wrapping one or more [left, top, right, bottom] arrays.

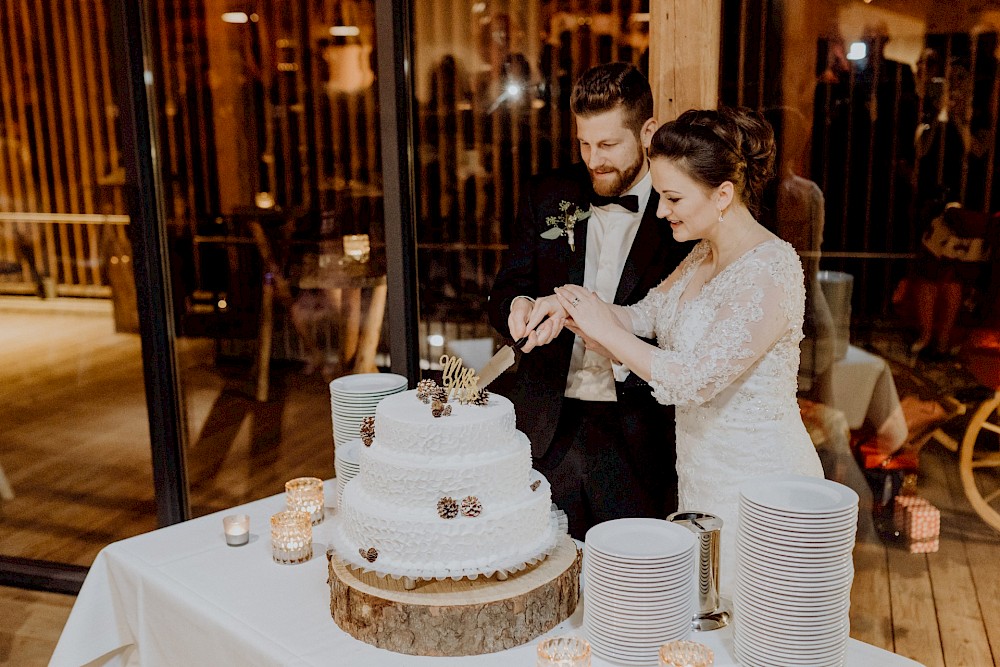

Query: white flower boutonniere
[[541, 200, 591, 252]]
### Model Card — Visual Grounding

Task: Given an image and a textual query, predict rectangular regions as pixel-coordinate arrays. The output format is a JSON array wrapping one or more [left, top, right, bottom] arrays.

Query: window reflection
[[413, 0, 650, 370]]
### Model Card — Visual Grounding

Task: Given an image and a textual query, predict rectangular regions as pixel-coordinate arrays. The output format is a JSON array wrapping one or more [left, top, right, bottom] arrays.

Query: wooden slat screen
[[0, 0, 126, 297]]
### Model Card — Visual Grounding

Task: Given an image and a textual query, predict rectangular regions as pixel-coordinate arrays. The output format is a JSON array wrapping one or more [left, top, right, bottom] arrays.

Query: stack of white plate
[[329, 373, 407, 447], [734, 474, 859, 667], [334, 438, 363, 508], [583, 518, 698, 665]]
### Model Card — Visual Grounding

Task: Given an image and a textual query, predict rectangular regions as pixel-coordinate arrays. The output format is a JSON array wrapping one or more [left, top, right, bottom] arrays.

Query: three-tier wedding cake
[[330, 388, 564, 580]]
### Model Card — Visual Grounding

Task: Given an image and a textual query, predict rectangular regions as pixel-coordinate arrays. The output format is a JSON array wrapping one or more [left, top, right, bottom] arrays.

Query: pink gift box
[[893, 495, 929, 533], [909, 537, 939, 553], [906, 503, 940, 541]]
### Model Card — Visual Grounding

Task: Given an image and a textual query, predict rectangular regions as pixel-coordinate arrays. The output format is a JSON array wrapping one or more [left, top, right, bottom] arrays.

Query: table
[[831, 345, 908, 453], [51, 485, 923, 667]]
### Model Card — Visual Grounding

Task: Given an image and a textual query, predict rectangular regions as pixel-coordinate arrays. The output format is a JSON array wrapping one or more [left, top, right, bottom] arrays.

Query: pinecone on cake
[[359, 416, 375, 446], [437, 496, 459, 519], [469, 389, 490, 406], [461, 495, 482, 517], [359, 547, 378, 562], [431, 386, 449, 404], [416, 378, 437, 403], [431, 400, 453, 418]]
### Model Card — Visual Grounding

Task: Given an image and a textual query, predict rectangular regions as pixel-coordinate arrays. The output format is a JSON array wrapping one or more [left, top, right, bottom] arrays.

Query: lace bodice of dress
[[625, 238, 805, 420]]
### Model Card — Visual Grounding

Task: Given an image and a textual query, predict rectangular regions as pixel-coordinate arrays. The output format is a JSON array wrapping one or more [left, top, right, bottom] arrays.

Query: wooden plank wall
[[0, 0, 127, 297]]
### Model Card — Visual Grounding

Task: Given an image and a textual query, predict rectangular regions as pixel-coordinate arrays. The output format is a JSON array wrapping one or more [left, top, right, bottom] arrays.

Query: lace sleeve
[[623, 290, 662, 338], [648, 245, 805, 407]]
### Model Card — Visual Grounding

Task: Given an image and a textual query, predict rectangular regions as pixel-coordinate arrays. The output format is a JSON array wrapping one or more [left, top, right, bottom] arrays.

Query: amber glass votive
[[270, 510, 313, 564], [285, 477, 324, 525], [658, 640, 714, 667], [536, 636, 591, 667]]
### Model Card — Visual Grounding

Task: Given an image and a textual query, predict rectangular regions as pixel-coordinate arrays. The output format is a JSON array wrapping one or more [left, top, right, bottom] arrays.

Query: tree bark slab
[[327, 535, 581, 656]]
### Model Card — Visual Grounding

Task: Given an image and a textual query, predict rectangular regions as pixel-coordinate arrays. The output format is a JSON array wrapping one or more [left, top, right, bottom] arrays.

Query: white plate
[[739, 475, 858, 515], [330, 373, 407, 394], [585, 518, 696, 560], [585, 547, 696, 567], [735, 640, 847, 666]]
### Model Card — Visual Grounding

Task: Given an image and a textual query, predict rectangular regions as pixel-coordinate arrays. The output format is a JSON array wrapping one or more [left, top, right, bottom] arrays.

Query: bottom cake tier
[[331, 471, 565, 580]]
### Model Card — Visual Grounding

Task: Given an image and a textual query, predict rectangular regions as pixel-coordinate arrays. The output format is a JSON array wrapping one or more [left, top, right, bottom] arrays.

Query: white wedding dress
[[626, 238, 824, 597]]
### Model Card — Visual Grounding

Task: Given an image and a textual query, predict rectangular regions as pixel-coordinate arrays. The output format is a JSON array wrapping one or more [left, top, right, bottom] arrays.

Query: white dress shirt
[[564, 170, 652, 401]]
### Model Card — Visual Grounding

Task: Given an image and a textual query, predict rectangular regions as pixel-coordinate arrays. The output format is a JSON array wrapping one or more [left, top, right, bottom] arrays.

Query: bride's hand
[[554, 285, 622, 345]]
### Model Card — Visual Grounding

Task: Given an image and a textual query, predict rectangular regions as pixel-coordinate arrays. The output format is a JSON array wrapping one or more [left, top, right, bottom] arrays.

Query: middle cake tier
[[358, 431, 533, 507]]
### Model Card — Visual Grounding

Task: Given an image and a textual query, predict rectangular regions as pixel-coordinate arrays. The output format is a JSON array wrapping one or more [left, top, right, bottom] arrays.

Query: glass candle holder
[[342, 233, 370, 263], [658, 640, 714, 667], [222, 513, 250, 546], [285, 477, 324, 525], [270, 510, 313, 564], [536, 636, 591, 667]]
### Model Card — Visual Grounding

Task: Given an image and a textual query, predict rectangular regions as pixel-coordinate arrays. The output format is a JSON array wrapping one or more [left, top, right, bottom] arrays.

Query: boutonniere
[[541, 200, 590, 251]]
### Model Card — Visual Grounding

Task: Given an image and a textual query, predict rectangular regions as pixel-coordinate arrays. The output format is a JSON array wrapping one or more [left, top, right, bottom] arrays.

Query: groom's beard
[[588, 149, 646, 197]]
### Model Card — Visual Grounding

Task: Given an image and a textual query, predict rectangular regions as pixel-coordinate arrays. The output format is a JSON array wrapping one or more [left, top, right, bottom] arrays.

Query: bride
[[527, 107, 823, 596]]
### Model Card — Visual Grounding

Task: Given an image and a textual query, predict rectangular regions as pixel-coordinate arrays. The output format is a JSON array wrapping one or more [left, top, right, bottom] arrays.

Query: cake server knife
[[475, 336, 528, 391]]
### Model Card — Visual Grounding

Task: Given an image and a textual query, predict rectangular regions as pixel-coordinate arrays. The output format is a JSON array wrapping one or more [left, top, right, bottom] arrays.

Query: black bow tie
[[590, 193, 640, 212]]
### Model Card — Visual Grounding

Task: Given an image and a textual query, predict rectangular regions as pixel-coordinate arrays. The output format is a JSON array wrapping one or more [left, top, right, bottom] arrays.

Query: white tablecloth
[[51, 484, 922, 667], [831, 344, 908, 451]]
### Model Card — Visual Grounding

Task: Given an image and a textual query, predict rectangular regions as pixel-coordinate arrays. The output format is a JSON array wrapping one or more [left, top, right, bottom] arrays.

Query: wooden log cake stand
[[327, 535, 581, 656]]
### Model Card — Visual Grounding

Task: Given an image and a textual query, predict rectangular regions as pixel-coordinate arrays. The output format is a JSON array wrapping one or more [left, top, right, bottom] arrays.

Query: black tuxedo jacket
[[488, 162, 695, 462]]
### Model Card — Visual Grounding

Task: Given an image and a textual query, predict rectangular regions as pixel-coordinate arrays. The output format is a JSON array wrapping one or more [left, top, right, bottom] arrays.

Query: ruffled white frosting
[[332, 389, 566, 580], [359, 431, 532, 507], [374, 390, 517, 457]]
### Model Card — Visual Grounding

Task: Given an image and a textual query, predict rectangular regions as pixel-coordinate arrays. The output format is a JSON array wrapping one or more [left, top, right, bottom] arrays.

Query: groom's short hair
[[570, 63, 653, 138]]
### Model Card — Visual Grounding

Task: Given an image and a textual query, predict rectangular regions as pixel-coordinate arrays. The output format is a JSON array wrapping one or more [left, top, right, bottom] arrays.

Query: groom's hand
[[507, 297, 534, 341]]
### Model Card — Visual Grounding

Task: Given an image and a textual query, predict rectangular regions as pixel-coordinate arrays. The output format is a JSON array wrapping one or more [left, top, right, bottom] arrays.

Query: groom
[[488, 63, 694, 539]]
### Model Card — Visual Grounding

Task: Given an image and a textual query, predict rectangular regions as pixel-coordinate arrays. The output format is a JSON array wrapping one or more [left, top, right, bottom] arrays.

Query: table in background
[[50, 486, 923, 667], [831, 344, 908, 452]]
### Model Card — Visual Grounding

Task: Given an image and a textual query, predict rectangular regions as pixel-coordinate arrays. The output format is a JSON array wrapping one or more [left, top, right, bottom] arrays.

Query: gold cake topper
[[439, 354, 480, 403]]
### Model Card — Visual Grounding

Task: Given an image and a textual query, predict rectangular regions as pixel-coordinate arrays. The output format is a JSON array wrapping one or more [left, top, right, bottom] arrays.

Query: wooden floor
[[0, 300, 334, 566], [2, 303, 1000, 666]]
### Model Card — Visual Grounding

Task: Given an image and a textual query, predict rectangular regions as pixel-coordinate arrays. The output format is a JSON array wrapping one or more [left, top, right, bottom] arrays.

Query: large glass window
[[412, 0, 650, 371], [145, 0, 390, 514], [0, 0, 155, 566]]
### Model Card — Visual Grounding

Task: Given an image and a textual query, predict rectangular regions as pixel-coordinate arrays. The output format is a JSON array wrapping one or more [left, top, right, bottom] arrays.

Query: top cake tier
[[374, 389, 518, 458]]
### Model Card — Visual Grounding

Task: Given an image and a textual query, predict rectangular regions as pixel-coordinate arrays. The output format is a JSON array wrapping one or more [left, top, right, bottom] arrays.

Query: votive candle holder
[[285, 476, 324, 525], [536, 635, 591, 667], [658, 640, 714, 667], [270, 510, 313, 564], [222, 513, 250, 546]]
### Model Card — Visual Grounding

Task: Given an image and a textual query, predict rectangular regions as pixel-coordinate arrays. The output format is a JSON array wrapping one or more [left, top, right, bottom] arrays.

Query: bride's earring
[[718, 211, 724, 224]]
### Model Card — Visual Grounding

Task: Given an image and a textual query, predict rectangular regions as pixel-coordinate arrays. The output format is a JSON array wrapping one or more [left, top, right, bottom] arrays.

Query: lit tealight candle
[[222, 513, 250, 547], [286, 477, 325, 525], [271, 510, 313, 564]]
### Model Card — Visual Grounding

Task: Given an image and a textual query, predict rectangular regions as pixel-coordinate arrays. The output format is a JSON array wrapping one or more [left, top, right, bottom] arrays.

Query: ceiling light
[[221, 12, 249, 24]]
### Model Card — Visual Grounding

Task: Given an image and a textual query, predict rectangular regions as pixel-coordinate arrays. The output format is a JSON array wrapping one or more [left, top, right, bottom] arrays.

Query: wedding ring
[[570, 297, 581, 307]]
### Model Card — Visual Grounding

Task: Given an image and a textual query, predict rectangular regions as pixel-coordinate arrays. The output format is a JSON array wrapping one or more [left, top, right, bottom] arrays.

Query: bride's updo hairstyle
[[648, 107, 776, 218]]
